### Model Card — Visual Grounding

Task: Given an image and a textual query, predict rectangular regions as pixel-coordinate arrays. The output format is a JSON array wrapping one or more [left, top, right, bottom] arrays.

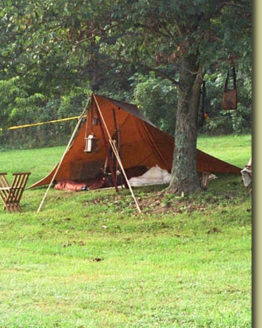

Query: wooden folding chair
[[0, 172, 31, 212]]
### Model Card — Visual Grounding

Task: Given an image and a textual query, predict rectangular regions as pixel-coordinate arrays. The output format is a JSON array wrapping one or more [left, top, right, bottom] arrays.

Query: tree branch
[[145, 67, 179, 85], [173, 19, 183, 37], [209, 0, 232, 18], [134, 23, 171, 38]]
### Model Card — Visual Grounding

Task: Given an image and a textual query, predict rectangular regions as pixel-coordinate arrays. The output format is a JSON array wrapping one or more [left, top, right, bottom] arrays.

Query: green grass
[[0, 135, 252, 327], [0, 146, 64, 185], [197, 134, 252, 168]]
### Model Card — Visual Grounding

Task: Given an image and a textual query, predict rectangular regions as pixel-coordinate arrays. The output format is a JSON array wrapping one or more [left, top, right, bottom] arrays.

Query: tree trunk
[[168, 56, 202, 194]]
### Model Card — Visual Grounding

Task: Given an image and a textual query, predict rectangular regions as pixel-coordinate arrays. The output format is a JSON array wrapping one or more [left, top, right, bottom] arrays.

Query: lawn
[[0, 134, 252, 328], [197, 134, 252, 168]]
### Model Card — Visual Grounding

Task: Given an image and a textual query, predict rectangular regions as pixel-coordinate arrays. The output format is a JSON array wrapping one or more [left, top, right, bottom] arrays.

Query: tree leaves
[[0, 0, 251, 148]]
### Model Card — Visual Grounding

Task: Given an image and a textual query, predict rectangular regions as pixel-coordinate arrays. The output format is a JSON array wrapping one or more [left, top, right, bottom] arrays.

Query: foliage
[[0, 67, 92, 148], [0, 77, 45, 127], [132, 73, 177, 134], [199, 71, 252, 135], [0, 1, 252, 138]]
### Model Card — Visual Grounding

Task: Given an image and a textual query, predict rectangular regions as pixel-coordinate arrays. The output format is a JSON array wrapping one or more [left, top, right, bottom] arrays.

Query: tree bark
[[168, 56, 202, 194]]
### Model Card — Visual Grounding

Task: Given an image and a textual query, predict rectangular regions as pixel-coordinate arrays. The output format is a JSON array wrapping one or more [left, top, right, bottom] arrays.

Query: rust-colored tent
[[30, 94, 240, 189]]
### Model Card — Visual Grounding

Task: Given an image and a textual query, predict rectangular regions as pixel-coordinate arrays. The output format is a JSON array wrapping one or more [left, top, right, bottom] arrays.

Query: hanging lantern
[[92, 116, 99, 126], [84, 133, 98, 152]]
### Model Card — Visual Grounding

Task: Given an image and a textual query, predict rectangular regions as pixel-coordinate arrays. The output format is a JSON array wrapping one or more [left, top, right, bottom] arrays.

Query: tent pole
[[95, 104, 119, 193], [93, 95, 142, 214], [36, 97, 91, 213], [111, 107, 121, 181]]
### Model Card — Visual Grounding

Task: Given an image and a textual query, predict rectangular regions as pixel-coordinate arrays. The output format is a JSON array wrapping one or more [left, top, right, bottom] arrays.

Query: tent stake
[[93, 95, 142, 214], [36, 97, 91, 213]]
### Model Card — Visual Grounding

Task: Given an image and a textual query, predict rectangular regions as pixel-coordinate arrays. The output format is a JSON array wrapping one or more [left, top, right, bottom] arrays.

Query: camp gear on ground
[[129, 165, 171, 187], [241, 158, 252, 188]]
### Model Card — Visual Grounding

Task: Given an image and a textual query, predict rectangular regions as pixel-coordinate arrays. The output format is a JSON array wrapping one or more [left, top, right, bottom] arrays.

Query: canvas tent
[[30, 94, 240, 190]]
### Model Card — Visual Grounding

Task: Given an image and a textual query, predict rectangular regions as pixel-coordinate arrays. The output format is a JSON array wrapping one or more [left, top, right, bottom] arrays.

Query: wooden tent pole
[[111, 107, 121, 177], [36, 97, 91, 213], [93, 95, 142, 214], [95, 105, 119, 193]]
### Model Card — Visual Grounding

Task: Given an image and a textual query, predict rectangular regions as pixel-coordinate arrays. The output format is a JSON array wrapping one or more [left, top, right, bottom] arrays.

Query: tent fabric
[[30, 94, 241, 189], [101, 95, 156, 127]]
